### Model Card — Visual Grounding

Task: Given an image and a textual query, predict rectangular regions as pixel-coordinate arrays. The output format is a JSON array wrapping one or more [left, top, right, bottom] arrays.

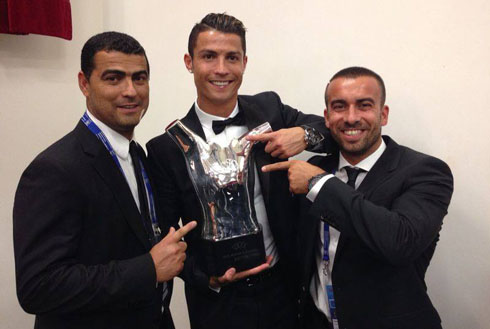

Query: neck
[[196, 97, 237, 118], [341, 137, 382, 166]]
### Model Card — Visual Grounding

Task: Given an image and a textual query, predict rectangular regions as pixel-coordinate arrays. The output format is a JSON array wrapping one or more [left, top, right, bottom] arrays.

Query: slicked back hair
[[81, 31, 149, 79], [325, 66, 386, 107], [188, 13, 247, 58]]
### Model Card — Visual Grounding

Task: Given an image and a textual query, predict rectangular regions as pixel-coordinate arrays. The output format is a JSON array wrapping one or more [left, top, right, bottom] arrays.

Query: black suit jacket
[[13, 121, 173, 329], [297, 136, 453, 329], [147, 92, 332, 329]]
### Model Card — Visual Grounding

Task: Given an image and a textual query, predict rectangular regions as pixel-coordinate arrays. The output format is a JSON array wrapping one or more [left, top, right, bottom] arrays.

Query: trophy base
[[201, 230, 266, 276]]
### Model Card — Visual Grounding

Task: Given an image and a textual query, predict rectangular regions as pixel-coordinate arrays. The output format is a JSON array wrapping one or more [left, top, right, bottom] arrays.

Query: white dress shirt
[[87, 111, 166, 297], [305, 139, 386, 321], [194, 101, 279, 267], [86, 111, 140, 210]]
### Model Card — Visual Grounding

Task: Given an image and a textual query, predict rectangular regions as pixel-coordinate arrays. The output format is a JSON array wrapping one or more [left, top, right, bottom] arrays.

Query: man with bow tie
[[146, 13, 333, 329], [263, 66, 454, 329]]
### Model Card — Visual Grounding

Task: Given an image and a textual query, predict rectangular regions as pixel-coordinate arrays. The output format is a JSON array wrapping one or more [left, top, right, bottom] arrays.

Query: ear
[[184, 53, 193, 72], [78, 71, 90, 97], [324, 108, 330, 128], [243, 55, 248, 71], [381, 105, 389, 126]]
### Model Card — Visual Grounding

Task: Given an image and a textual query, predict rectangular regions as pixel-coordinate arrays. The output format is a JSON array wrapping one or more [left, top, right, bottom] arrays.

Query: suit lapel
[[357, 136, 400, 196], [334, 136, 400, 262], [239, 97, 272, 204], [181, 105, 207, 140], [76, 122, 151, 250]]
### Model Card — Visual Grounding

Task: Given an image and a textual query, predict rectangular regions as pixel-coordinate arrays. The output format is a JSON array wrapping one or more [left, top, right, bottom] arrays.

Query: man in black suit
[[13, 31, 196, 329], [147, 13, 331, 329], [263, 67, 454, 329]]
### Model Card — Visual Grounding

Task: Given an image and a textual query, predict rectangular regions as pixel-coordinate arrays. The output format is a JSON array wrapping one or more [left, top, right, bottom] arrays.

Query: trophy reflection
[[166, 120, 271, 276]]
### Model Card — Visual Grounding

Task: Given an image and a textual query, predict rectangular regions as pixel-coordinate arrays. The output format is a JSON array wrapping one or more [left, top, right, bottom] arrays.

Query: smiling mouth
[[118, 104, 139, 110], [343, 129, 363, 136], [210, 80, 232, 87]]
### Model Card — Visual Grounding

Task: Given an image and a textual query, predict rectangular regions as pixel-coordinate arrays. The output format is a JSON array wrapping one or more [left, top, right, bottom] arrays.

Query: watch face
[[305, 127, 324, 146]]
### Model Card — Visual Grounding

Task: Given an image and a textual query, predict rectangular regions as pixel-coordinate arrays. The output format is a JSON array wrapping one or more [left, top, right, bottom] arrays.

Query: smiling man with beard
[[263, 67, 454, 329]]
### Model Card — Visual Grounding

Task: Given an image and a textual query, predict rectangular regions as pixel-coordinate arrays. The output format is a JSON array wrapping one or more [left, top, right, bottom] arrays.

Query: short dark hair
[[325, 66, 386, 107], [81, 31, 149, 79], [188, 13, 247, 57]]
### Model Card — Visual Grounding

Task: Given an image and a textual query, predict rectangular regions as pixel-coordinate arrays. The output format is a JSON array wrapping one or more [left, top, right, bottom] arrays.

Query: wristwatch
[[301, 125, 324, 150], [308, 173, 327, 191]]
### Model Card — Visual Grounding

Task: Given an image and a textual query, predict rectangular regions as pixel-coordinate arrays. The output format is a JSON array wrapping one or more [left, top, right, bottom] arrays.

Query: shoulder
[[30, 128, 82, 170], [17, 128, 86, 193], [396, 141, 451, 173], [146, 132, 176, 155], [384, 136, 453, 187], [239, 91, 282, 106]]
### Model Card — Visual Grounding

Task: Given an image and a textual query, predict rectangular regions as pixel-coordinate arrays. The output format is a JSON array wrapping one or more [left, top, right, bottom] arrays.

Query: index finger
[[245, 132, 276, 142], [261, 161, 291, 172], [173, 221, 197, 241]]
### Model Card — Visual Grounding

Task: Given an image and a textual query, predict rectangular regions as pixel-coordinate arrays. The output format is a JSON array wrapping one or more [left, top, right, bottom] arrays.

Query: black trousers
[[188, 265, 297, 329]]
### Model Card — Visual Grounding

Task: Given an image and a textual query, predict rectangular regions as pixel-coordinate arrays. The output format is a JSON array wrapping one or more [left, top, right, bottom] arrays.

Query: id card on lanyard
[[324, 223, 339, 329], [81, 112, 162, 243]]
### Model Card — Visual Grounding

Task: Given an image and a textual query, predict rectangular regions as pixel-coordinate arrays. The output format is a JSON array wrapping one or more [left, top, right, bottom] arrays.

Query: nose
[[345, 105, 360, 125], [214, 57, 228, 76], [122, 78, 137, 97]]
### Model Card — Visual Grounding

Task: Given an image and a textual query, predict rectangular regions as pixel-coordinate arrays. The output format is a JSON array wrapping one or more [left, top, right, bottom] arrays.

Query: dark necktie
[[344, 167, 363, 189], [212, 109, 245, 134], [129, 141, 154, 244]]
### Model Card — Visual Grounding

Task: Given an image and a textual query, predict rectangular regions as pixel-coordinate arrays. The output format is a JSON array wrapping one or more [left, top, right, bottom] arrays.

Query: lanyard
[[81, 112, 161, 242], [323, 168, 338, 328]]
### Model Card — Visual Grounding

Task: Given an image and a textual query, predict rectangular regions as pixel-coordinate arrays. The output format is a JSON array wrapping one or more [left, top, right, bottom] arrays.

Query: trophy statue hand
[[209, 255, 273, 288], [246, 127, 306, 159]]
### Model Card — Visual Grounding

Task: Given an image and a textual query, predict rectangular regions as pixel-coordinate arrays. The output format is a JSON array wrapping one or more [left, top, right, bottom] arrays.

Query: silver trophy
[[166, 120, 271, 275]]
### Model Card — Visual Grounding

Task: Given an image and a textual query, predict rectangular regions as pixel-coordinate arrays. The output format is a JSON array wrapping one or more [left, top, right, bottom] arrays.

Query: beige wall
[[1, 1, 489, 328]]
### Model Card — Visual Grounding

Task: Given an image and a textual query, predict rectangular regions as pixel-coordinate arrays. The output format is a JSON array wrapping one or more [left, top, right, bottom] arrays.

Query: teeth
[[212, 81, 229, 86], [344, 130, 361, 136]]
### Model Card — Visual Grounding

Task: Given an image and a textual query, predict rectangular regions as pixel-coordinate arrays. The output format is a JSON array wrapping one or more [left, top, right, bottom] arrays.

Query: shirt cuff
[[306, 174, 334, 202], [209, 285, 221, 293]]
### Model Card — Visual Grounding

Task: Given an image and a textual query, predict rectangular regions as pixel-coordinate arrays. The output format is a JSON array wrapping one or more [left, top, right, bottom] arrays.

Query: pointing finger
[[261, 161, 292, 172], [245, 132, 276, 142], [173, 221, 197, 241]]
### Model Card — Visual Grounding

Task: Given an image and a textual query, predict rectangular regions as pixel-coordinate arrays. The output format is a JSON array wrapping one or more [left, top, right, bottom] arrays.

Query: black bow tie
[[212, 110, 245, 134]]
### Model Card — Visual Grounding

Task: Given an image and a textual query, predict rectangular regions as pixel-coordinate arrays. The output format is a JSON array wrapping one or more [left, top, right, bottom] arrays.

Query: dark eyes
[[134, 74, 148, 82], [201, 54, 239, 61], [104, 75, 120, 83]]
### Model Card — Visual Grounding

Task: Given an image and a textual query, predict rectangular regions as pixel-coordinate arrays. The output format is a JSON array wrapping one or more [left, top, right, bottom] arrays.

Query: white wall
[[1, 1, 489, 328]]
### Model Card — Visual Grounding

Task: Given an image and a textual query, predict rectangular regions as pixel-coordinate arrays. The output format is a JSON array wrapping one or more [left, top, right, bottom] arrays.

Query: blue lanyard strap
[[81, 112, 161, 241], [323, 222, 330, 262], [140, 160, 162, 240], [81, 112, 123, 173]]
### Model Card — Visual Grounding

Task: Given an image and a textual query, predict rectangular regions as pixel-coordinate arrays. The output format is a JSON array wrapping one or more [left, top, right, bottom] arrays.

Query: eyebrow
[[356, 97, 375, 103], [197, 49, 242, 57], [101, 69, 148, 78], [330, 99, 347, 106]]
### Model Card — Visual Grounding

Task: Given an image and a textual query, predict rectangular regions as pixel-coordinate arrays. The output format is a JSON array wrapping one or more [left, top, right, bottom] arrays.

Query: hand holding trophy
[[166, 120, 271, 276]]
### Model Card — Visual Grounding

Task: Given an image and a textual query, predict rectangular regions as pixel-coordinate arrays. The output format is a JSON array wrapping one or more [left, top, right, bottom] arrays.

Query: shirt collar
[[338, 138, 386, 172], [86, 111, 132, 160], [194, 99, 240, 132]]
